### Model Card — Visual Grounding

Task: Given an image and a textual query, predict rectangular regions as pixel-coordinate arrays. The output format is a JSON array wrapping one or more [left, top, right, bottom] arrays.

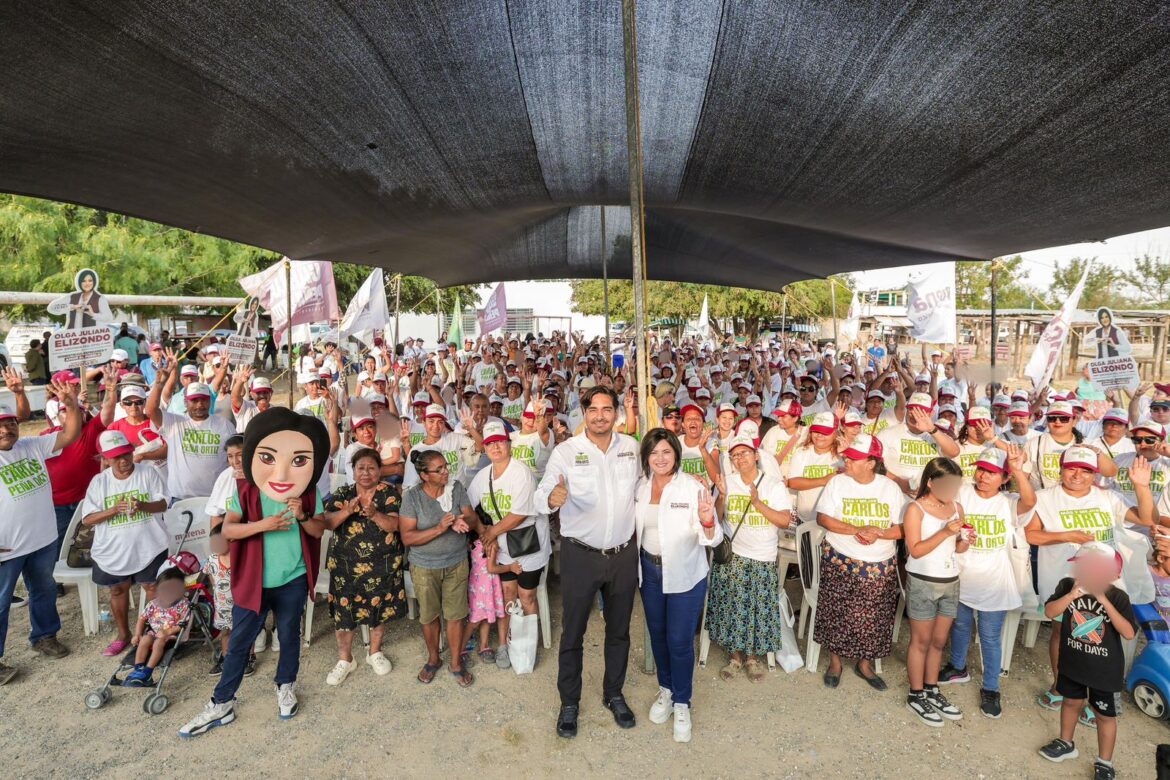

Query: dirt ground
[[1, 576, 1165, 779]]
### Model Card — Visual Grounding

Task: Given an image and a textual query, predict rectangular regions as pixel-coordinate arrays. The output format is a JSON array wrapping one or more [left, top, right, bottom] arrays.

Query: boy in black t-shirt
[[1038, 542, 1136, 780]]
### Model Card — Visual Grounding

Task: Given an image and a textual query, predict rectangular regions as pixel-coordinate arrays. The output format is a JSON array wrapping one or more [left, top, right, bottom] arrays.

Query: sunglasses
[[1131, 436, 1161, 445], [1046, 415, 1072, 423], [663, 413, 681, 420], [121, 399, 145, 407]]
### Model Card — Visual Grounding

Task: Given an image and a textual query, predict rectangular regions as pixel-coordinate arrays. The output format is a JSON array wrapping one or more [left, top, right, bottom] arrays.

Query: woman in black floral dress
[[321, 448, 407, 685]]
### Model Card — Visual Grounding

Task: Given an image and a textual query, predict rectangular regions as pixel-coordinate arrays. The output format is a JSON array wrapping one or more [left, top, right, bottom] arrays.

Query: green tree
[[955, 256, 1036, 309], [1050, 257, 1131, 309], [1120, 254, 1170, 307], [0, 194, 479, 322]]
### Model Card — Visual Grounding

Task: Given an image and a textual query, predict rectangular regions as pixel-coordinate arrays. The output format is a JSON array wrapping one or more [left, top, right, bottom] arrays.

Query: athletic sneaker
[[10, 595, 26, 608], [208, 657, 223, 676], [179, 698, 236, 738], [673, 703, 692, 743], [1094, 760, 1116, 780], [270, 631, 281, 653], [244, 654, 256, 677], [495, 645, 511, 670], [907, 692, 943, 727], [253, 630, 267, 653], [649, 686, 674, 724], [980, 689, 1002, 719], [937, 663, 970, 684], [1038, 738, 1078, 762], [925, 686, 962, 720], [277, 682, 298, 719], [325, 659, 355, 686]]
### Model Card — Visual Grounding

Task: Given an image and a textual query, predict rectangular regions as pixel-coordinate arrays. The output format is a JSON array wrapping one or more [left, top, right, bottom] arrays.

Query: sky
[[498, 225, 1170, 338]]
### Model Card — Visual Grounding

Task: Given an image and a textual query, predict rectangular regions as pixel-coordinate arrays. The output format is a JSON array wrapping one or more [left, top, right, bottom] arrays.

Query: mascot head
[[243, 407, 330, 501]]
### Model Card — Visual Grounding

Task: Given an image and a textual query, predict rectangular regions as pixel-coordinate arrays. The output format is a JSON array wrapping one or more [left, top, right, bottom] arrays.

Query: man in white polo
[[146, 365, 235, 503]]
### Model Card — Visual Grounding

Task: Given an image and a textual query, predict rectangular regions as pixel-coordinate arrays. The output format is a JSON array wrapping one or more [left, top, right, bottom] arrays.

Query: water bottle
[[98, 607, 113, 634]]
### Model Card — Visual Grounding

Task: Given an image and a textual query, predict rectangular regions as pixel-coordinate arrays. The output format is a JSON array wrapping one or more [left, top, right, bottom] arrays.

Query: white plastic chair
[[403, 569, 419, 620], [536, 566, 552, 649], [53, 503, 100, 635], [796, 523, 826, 672], [303, 529, 333, 647]]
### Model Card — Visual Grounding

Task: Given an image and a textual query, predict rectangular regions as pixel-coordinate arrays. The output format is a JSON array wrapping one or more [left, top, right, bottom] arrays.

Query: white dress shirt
[[535, 431, 640, 549]]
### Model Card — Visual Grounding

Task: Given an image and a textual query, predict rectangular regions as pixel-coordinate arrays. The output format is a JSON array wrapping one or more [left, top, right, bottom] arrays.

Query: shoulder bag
[[713, 474, 763, 565], [489, 466, 540, 558]]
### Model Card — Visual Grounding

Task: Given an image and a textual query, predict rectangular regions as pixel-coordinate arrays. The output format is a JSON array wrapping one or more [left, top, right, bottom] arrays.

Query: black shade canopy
[[3, 1, 1170, 288]]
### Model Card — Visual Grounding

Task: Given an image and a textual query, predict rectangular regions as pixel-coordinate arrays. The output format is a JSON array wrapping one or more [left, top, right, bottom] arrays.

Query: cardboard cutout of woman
[[179, 407, 331, 738], [1088, 307, 1132, 359], [233, 296, 262, 339], [47, 268, 114, 329]]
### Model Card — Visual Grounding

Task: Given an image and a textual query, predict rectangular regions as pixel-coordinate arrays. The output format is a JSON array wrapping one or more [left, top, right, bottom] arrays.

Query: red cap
[[679, 404, 704, 420]]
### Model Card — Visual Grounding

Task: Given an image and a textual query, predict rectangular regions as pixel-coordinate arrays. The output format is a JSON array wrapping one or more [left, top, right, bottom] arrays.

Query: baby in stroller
[[124, 567, 190, 687]]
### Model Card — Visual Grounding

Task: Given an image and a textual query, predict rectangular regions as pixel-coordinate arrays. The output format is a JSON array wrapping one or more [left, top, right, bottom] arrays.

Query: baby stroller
[[84, 517, 217, 715], [1127, 602, 1170, 721]]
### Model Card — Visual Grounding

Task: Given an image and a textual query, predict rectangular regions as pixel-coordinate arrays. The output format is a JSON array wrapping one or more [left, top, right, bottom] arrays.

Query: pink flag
[[240, 258, 339, 346], [478, 283, 507, 335]]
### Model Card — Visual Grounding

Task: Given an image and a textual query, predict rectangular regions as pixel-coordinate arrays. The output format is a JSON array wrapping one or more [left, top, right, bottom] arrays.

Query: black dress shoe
[[854, 663, 887, 691], [603, 695, 636, 729], [556, 704, 579, 738], [823, 669, 841, 689]]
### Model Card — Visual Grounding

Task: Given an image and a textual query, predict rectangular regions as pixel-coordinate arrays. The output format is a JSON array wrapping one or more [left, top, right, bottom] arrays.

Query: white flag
[[239, 258, 339, 347], [1025, 264, 1090, 390], [906, 262, 956, 344], [339, 268, 390, 347], [694, 293, 711, 342], [839, 288, 860, 343]]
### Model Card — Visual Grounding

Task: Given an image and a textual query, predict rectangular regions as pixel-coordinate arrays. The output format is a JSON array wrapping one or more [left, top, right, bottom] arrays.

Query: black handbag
[[712, 475, 762, 566], [487, 467, 540, 558]]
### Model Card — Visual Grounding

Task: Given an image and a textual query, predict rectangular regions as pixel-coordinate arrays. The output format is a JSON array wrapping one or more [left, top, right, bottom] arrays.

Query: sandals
[[1037, 690, 1064, 711], [719, 658, 743, 681], [416, 662, 441, 684], [1079, 704, 1097, 730], [478, 648, 496, 665], [449, 666, 475, 688], [745, 658, 766, 683]]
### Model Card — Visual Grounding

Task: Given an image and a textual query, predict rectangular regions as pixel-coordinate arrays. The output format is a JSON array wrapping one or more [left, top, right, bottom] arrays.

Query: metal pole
[[435, 288, 442, 342], [989, 259, 998, 374], [621, 0, 655, 676], [830, 277, 839, 348], [285, 258, 295, 406], [781, 291, 787, 341], [621, 0, 649, 438], [601, 207, 611, 371], [394, 274, 402, 347]]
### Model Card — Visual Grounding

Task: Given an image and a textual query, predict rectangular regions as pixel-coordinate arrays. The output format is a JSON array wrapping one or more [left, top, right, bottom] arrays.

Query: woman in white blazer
[[635, 428, 721, 744]]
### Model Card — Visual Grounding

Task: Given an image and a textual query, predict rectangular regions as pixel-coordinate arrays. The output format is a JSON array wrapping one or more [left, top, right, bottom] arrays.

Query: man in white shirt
[[536, 386, 640, 739], [0, 376, 83, 681], [146, 370, 237, 502]]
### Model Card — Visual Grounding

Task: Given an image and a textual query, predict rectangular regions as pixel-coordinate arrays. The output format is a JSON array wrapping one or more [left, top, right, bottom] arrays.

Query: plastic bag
[[507, 600, 539, 675]]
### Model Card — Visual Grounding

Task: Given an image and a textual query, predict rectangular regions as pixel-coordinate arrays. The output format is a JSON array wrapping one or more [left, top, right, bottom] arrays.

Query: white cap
[[907, 392, 934, 410], [357, 370, 370, 383], [119, 385, 147, 401], [250, 377, 273, 392], [728, 433, 757, 452], [717, 402, 737, 415], [185, 382, 212, 400], [180, 364, 199, 377], [110, 348, 130, 362], [745, 394, 762, 406], [966, 406, 993, 423], [482, 420, 509, 445], [1102, 408, 1129, 425], [1132, 419, 1167, 439]]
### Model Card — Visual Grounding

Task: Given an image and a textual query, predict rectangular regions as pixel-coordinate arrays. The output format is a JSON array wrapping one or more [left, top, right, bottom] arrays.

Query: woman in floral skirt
[[321, 448, 406, 686]]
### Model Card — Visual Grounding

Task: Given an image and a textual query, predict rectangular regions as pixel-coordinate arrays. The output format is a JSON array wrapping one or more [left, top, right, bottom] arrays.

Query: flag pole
[[285, 258, 295, 406], [830, 277, 839, 348], [394, 274, 402, 347], [436, 288, 442, 342]]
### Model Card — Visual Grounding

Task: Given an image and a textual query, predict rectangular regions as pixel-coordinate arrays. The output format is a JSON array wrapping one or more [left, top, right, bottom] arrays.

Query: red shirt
[[107, 417, 153, 447], [41, 415, 106, 505]]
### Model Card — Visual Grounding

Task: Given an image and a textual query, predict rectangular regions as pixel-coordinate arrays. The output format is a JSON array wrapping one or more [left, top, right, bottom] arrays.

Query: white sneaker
[[649, 686, 674, 724], [270, 631, 281, 653], [673, 703, 692, 743], [178, 698, 236, 738], [253, 630, 267, 653], [276, 682, 298, 720], [325, 659, 356, 686], [366, 652, 393, 676]]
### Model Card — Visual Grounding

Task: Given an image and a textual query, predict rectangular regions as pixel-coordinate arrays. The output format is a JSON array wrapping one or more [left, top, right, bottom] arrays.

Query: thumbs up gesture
[[549, 474, 569, 509]]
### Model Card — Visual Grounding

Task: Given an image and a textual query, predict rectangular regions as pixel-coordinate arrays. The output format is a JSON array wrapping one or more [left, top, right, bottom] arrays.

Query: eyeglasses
[[121, 399, 144, 407], [422, 465, 450, 474], [1046, 415, 1072, 423], [1131, 436, 1161, 445]]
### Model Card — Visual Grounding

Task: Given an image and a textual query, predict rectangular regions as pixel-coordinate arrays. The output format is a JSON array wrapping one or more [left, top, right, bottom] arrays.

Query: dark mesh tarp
[[2, 1, 1170, 288]]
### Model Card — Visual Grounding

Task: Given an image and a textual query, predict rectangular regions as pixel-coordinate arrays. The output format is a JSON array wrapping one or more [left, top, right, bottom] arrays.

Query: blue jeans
[[54, 502, 79, 559], [0, 542, 62, 657], [949, 603, 1007, 692], [213, 574, 307, 703], [639, 552, 707, 706]]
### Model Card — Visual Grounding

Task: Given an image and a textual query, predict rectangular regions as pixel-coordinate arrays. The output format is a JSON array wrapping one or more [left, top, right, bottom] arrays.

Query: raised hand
[[1129, 455, 1152, 487], [548, 474, 569, 509], [1005, 442, 1025, 472], [2, 366, 23, 394], [697, 489, 716, 526]]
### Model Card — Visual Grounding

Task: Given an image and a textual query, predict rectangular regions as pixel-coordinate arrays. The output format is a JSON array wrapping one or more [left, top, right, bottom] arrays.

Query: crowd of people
[[1, 327, 1168, 776]]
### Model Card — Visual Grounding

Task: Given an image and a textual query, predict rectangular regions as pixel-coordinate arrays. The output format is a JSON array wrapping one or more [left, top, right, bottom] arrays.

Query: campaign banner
[[905, 262, 956, 344], [478, 283, 507, 335], [49, 325, 113, 370], [225, 335, 258, 366], [1088, 355, 1140, 392]]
